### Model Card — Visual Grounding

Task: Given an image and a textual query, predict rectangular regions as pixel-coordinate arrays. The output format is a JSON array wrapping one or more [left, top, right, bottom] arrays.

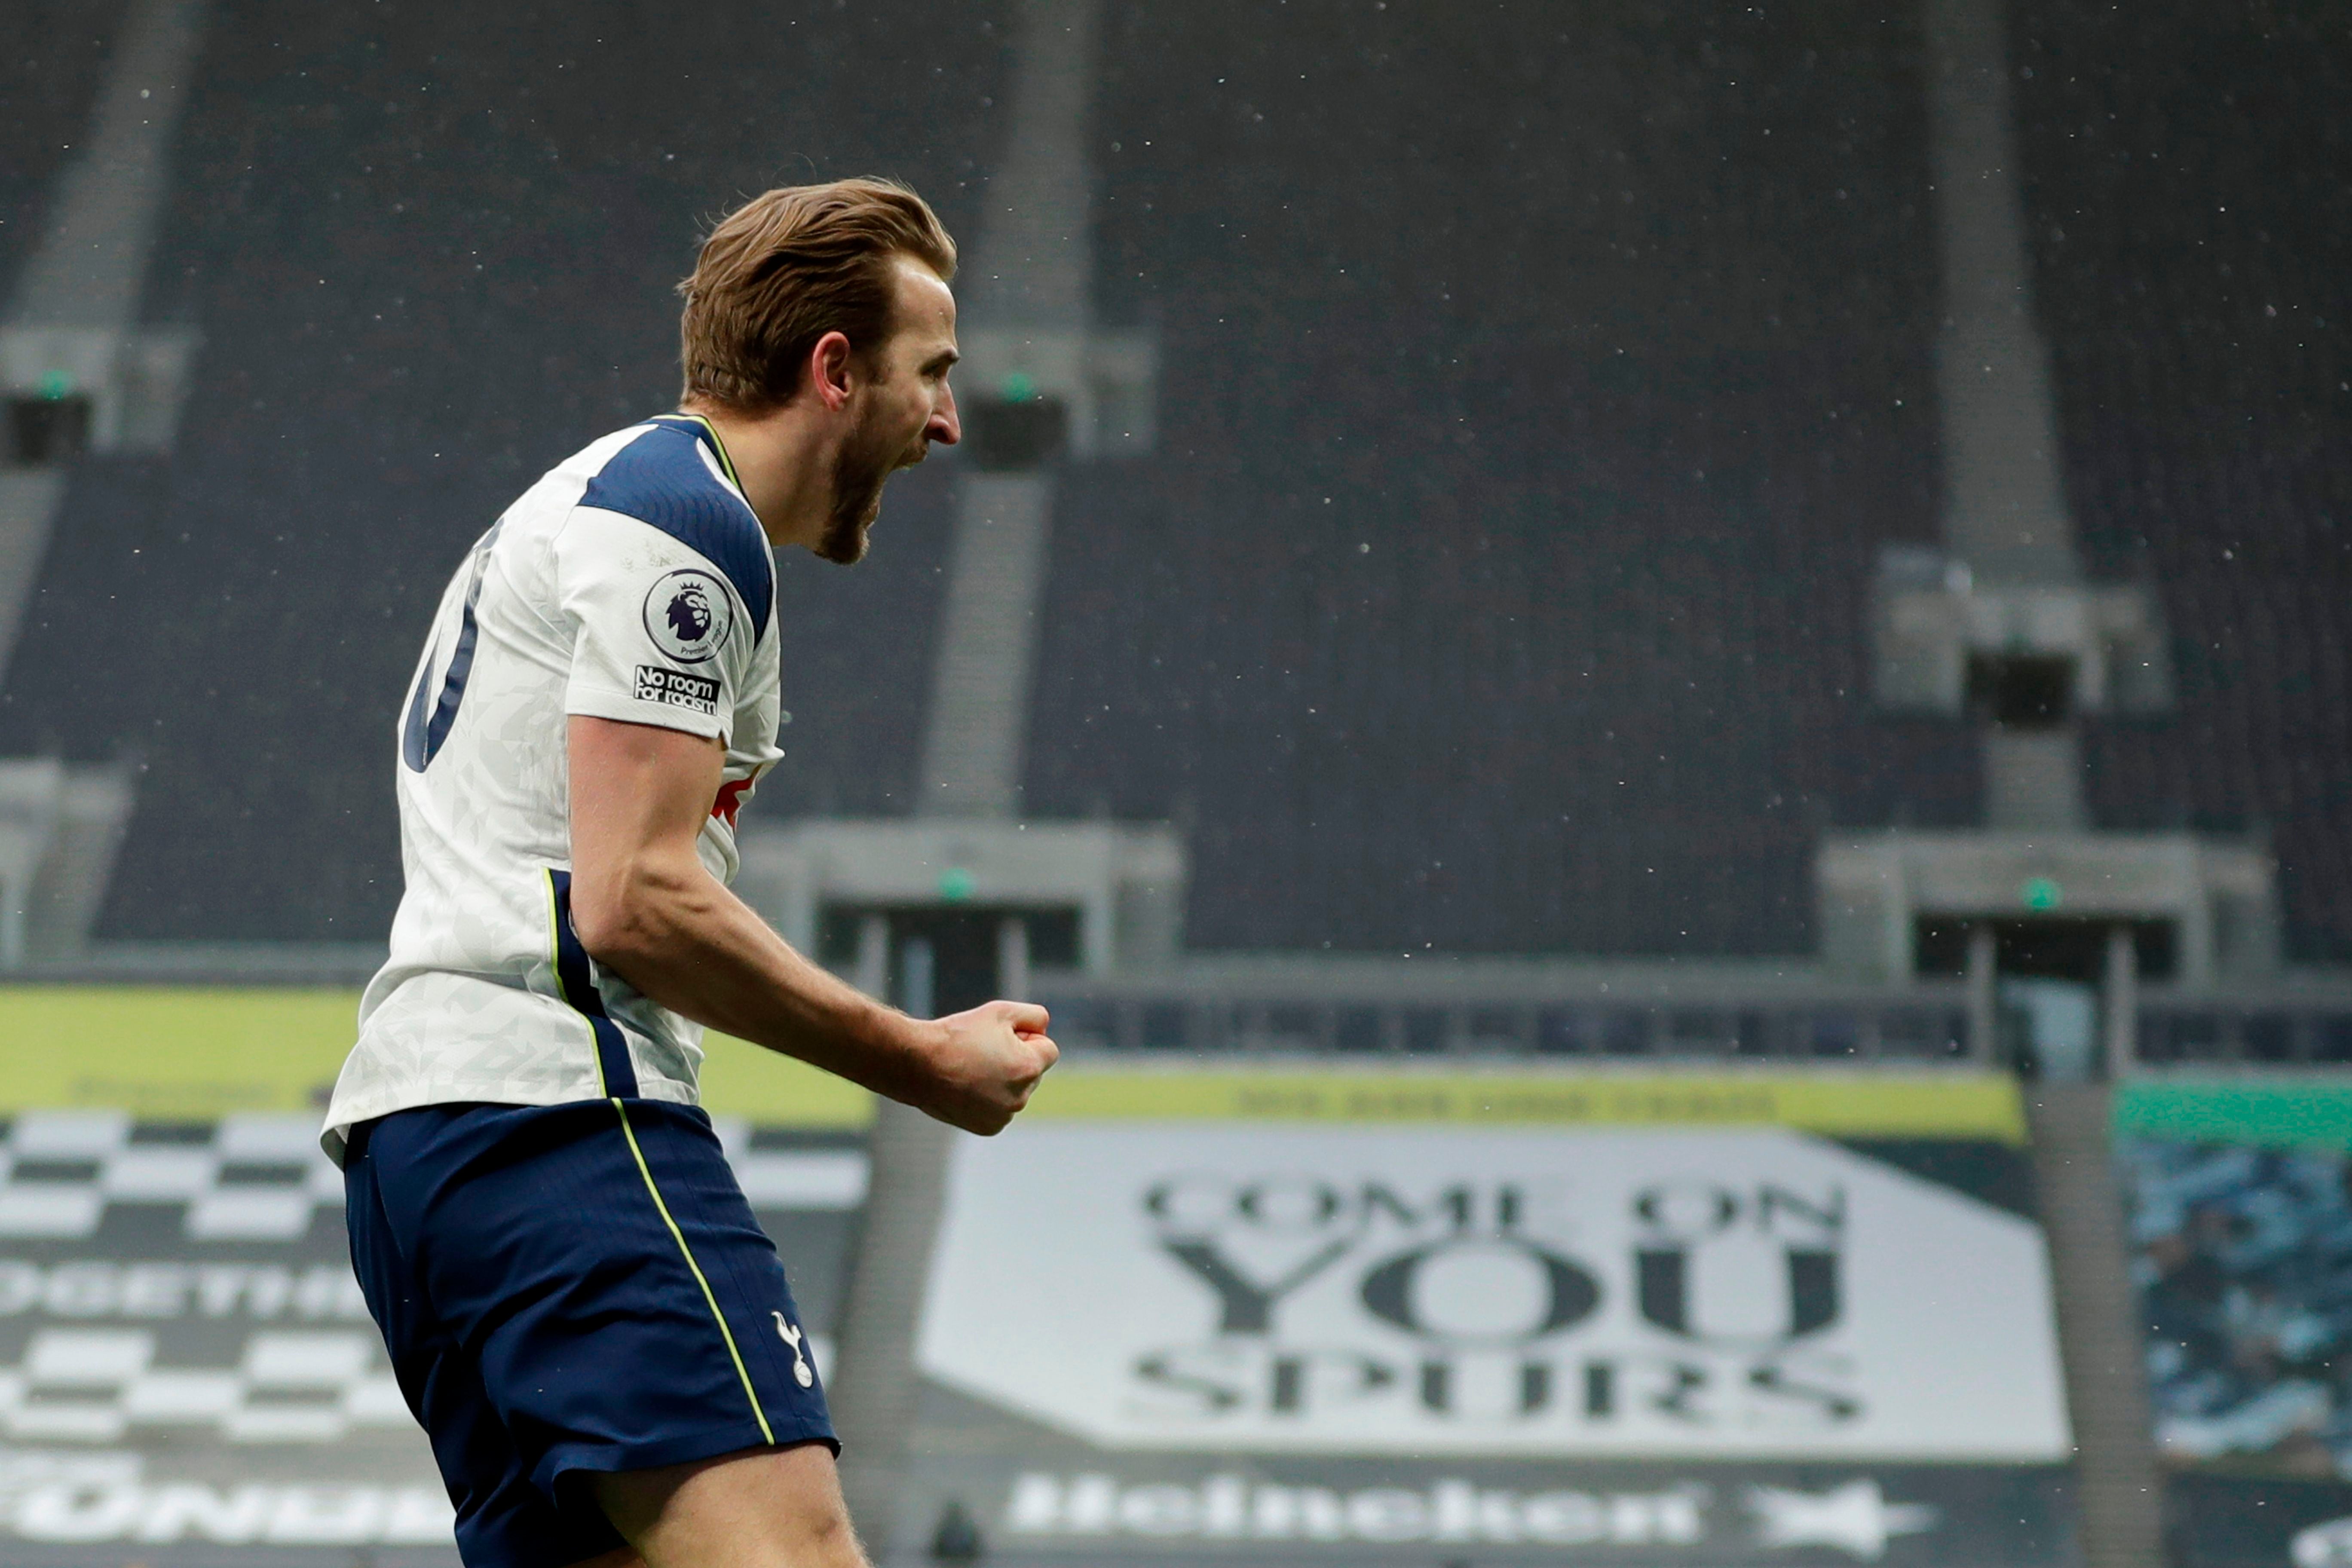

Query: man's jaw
[[815, 509, 872, 565], [814, 475, 887, 564], [810, 425, 929, 565]]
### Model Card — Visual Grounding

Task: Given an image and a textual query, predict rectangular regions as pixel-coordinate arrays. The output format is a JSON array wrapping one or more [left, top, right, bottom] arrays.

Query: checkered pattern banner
[[0, 1111, 867, 1557], [0, 1111, 866, 1241]]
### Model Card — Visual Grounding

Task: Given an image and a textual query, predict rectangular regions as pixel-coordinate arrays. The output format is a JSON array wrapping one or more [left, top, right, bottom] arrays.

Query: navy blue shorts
[[345, 1098, 837, 1568]]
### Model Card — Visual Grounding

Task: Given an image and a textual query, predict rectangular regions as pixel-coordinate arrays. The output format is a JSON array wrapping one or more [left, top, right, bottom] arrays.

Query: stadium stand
[[0, 0, 1008, 941], [1029, 0, 1974, 956], [8, 0, 2336, 973], [2012, 0, 2352, 962], [0, 0, 1991, 961]]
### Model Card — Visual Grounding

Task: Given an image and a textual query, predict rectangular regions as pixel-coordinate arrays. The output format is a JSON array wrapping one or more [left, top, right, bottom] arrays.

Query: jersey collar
[[652, 412, 746, 497]]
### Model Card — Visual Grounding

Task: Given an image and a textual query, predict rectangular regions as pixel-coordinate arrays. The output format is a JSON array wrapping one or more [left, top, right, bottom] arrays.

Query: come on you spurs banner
[[922, 1123, 2065, 1456], [909, 1069, 2078, 1564]]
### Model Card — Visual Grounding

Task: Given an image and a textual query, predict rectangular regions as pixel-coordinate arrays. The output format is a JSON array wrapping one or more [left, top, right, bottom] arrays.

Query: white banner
[[918, 1124, 2070, 1460]]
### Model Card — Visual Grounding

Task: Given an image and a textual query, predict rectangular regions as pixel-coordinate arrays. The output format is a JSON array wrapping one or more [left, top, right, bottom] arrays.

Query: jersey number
[[401, 522, 502, 772]]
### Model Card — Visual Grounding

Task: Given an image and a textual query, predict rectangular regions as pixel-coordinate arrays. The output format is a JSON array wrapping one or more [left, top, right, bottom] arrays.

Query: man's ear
[[808, 330, 856, 412]]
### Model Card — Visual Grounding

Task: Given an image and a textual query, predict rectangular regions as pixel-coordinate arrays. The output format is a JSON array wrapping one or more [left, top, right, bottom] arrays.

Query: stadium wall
[[0, 986, 868, 1125]]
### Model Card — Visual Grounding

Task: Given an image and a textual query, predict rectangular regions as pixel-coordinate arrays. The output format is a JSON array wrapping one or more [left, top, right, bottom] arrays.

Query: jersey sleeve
[[552, 506, 758, 743]]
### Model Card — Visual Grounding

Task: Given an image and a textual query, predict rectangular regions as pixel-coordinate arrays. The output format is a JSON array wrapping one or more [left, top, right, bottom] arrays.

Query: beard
[[815, 410, 923, 565]]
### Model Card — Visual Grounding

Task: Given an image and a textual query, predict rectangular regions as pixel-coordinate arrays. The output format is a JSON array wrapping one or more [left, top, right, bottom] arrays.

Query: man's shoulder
[[573, 416, 773, 637]]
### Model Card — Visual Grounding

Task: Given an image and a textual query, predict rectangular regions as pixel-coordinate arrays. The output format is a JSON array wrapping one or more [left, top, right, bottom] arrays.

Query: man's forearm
[[580, 858, 943, 1104]]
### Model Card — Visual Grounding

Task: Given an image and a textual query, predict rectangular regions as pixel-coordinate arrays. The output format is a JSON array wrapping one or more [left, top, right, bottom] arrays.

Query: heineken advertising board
[[900, 1066, 2082, 1566], [2116, 1078, 2352, 1568]]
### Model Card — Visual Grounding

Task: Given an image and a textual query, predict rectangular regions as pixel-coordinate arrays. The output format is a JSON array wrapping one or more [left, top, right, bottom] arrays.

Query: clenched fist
[[918, 1000, 1059, 1134]]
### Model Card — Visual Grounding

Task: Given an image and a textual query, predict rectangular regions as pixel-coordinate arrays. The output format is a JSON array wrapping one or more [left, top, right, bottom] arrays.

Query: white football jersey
[[323, 415, 784, 1162]]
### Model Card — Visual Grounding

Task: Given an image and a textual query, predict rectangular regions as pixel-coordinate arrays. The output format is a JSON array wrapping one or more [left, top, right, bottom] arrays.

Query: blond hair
[[677, 178, 957, 411]]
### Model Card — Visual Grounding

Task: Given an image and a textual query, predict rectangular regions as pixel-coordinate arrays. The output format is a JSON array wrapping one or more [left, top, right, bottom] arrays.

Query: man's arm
[[565, 714, 1056, 1133]]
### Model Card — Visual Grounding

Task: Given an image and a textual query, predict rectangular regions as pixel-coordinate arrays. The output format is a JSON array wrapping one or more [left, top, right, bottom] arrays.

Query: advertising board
[[901, 1066, 2081, 1566], [2115, 1079, 2352, 1568], [0, 1109, 865, 1563]]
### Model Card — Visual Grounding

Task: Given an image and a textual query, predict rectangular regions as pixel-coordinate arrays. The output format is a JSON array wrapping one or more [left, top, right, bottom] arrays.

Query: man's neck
[[680, 398, 834, 553]]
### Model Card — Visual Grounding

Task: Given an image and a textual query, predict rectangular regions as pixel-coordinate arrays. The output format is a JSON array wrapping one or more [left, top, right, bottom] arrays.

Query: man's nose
[[928, 385, 961, 447]]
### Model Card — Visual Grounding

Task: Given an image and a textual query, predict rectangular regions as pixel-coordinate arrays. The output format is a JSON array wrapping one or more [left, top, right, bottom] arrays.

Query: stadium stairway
[[827, 1099, 957, 1554], [2027, 1083, 2162, 1568]]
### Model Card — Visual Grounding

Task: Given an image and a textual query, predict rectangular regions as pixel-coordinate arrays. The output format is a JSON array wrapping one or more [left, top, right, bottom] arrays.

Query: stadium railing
[[1032, 971, 1977, 1060]]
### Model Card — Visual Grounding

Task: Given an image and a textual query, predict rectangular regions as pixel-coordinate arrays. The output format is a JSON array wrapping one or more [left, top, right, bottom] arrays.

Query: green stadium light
[[939, 867, 976, 903], [2021, 876, 2062, 912], [999, 371, 1037, 404], [36, 369, 72, 400]]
